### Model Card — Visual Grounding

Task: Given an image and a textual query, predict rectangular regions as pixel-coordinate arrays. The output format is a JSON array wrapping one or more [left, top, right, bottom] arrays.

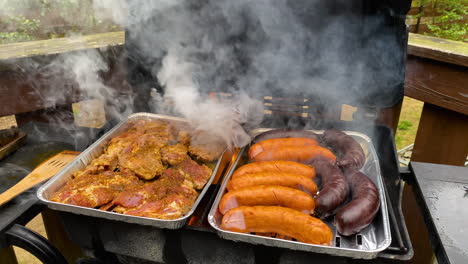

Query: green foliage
[[0, 0, 120, 44], [425, 0, 468, 42], [395, 135, 403, 147], [398, 120, 413, 131], [413, 0, 468, 42], [0, 32, 35, 43]]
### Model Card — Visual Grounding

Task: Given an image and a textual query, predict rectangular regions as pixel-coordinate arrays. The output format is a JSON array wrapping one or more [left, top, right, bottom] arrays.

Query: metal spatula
[[0, 150, 79, 206]]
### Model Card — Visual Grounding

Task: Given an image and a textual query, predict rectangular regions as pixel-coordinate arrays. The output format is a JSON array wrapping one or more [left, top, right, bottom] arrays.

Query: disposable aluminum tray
[[38, 113, 224, 229], [208, 129, 391, 259]]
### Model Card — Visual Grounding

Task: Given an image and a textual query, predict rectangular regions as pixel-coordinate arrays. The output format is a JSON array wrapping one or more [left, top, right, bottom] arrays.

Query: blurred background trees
[[407, 0, 467, 42], [0, 0, 120, 44]]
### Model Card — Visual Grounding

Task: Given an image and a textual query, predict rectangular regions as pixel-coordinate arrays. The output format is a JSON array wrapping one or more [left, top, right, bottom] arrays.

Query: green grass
[[395, 97, 424, 150]]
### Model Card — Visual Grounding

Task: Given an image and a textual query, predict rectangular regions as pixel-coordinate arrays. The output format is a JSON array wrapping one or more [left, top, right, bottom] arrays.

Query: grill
[[0, 0, 418, 263], [0, 116, 413, 264]]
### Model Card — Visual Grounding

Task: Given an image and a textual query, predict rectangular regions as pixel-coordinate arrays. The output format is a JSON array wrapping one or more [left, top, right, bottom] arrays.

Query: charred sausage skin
[[334, 170, 380, 236], [322, 129, 365, 171], [312, 159, 349, 219]]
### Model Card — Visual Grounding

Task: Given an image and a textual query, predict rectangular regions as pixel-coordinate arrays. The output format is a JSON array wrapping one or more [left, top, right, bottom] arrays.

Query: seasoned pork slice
[[51, 170, 141, 208], [188, 131, 225, 163], [161, 143, 189, 166], [109, 177, 198, 219], [177, 131, 191, 146], [119, 145, 165, 180], [118, 132, 168, 180], [124, 186, 198, 219], [176, 158, 212, 190]]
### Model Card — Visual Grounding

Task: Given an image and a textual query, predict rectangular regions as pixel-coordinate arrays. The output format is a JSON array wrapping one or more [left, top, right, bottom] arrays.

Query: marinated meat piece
[[161, 168, 185, 184], [188, 142, 225, 163], [51, 170, 141, 208], [135, 120, 169, 135], [161, 143, 189, 165], [73, 154, 119, 178], [110, 182, 158, 212], [177, 158, 212, 190], [161, 168, 195, 190], [51, 119, 222, 220], [92, 154, 119, 170], [124, 186, 198, 219], [188, 131, 225, 162], [118, 137, 166, 180], [177, 131, 191, 146], [111, 177, 198, 219], [106, 130, 140, 157]]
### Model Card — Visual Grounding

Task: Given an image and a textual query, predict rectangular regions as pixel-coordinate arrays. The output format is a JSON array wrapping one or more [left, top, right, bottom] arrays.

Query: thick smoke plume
[[118, 0, 403, 146], [1, 0, 404, 148]]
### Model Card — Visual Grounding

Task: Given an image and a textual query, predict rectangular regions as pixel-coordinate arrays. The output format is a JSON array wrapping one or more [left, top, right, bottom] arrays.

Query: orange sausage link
[[232, 161, 315, 179], [219, 185, 315, 215], [249, 138, 318, 159], [227, 172, 317, 195], [252, 145, 336, 164], [221, 206, 333, 245]]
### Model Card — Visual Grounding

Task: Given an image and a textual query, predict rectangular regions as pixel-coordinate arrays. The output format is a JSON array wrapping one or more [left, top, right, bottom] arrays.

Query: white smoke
[[1, 0, 404, 148]]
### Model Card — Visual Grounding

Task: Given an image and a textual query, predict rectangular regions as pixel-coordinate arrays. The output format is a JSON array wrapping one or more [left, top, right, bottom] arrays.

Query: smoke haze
[[1, 0, 405, 147]]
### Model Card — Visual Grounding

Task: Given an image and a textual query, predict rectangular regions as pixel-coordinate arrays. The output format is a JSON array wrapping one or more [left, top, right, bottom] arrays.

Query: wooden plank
[[407, 33, 468, 67], [0, 246, 18, 264], [0, 31, 125, 60], [411, 103, 468, 166], [41, 209, 84, 263], [402, 184, 435, 264], [405, 56, 468, 116]]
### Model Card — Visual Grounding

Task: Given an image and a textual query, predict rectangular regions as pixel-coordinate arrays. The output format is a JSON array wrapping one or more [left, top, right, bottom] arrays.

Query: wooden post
[[403, 33, 468, 264], [402, 184, 435, 264], [411, 103, 468, 166], [405, 34, 468, 166], [41, 209, 84, 263], [0, 246, 18, 264]]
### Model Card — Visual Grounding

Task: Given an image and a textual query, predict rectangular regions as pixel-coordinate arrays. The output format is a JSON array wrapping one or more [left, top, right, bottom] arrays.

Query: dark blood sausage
[[322, 129, 366, 170], [335, 170, 380, 236], [253, 129, 320, 144], [312, 159, 349, 219]]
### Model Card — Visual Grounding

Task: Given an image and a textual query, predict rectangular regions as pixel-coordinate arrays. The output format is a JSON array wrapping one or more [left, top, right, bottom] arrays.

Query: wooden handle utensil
[[0, 151, 79, 206]]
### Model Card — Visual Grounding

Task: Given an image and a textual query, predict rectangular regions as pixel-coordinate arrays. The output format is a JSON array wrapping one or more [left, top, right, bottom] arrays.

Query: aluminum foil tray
[[208, 129, 391, 259], [38, 113, 224, 229]]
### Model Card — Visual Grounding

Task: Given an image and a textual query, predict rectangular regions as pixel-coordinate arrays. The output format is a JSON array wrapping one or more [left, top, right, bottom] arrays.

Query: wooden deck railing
[[405, 33, 468, 166], [0, 31, 466, 165]]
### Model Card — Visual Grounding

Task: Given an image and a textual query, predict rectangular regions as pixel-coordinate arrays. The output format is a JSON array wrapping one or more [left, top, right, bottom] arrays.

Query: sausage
[[312, 159, 349, 219], [322, 129, 365, 170], [252, 145, 336, 164], [232, 160, 315, 179], [334, 170, 380, 236], [221, 206, 333, 245], [227, 172, 318, 195], [253, 129, 321, 144], [219, 185, 315, 215], [249, 138, 318, 159]]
